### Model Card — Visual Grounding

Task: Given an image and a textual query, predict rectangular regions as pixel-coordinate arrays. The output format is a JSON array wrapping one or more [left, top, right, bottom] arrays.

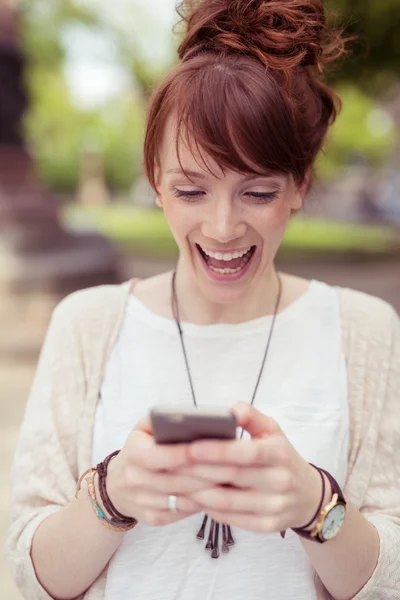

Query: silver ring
[[168, 495, 178, 513]]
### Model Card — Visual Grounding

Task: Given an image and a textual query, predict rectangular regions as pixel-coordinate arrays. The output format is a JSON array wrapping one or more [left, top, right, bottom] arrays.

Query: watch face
[[321, 504, 346, 540]]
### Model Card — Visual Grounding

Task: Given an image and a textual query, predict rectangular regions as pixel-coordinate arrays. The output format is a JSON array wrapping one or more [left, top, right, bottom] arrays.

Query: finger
[[129, 434, 191, 471], [137, 469, 217, 495], [134, 416, 153, 435], [189, 439, 258, 465], [135, 492, 202, 514], [179, 465, 292, 492], [188, 437, 285, 466], [192, 487, 284, 515], [178, 464, 242, 485], [232, 403, 281, 439]]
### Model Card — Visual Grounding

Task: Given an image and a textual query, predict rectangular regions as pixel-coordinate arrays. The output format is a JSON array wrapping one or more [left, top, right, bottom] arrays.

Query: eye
[[245, 191, 278, 204], [173, 189, 205, 203]]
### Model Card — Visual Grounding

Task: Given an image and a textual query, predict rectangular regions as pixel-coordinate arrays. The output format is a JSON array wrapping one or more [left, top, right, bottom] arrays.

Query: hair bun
[[177, 0, 345, 72]]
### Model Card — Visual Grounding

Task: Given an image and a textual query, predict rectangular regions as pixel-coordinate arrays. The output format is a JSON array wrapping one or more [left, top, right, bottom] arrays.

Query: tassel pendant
[[221, 524, 229, 553], [197, 515, 235, 558], [205, 517, 214, 550], [211, 522, 220, 559], [227, 525, 235, 546], [196, 514, 208, 540]]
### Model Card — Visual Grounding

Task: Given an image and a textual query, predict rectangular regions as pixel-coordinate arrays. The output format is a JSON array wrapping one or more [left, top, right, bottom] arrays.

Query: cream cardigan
[[5, 280, 400, 600]]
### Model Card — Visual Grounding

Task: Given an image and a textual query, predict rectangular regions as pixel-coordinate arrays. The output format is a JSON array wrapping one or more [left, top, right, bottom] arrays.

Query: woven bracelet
[[96, 451, 137, 526], [86, 470, 137, 533]]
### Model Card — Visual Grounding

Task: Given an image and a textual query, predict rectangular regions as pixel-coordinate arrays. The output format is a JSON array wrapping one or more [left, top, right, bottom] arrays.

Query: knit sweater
[[5, 280, 400, 600]]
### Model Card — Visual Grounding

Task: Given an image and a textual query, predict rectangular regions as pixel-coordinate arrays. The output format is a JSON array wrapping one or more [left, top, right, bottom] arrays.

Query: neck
[[173, 261, 281, 325]]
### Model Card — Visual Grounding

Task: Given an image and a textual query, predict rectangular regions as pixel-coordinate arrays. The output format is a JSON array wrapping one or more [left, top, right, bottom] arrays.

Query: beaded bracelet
[[85, 470, 137, 533]]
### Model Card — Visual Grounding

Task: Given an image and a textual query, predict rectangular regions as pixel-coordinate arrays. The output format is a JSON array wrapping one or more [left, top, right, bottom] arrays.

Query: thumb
[[134, 415, 153, 436], [232, 403, 281, 439], [127, 417, 154, 449]]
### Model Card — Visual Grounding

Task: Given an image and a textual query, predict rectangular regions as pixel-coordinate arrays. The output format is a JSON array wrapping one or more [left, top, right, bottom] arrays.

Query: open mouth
[[196, 244, 256, 277]]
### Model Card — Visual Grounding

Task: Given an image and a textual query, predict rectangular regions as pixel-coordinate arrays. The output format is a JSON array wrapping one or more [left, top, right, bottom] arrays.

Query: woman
[[6, 1, 400, 599]]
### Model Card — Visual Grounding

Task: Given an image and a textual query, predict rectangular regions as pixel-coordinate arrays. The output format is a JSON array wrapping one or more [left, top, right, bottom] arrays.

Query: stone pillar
[[0, 1, 119, 295]]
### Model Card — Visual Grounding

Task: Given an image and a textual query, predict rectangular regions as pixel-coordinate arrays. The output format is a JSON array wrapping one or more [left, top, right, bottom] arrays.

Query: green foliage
[[326, 0, 400, 89], [95, 100, 146, 192], [318, 86, 396, 180], [66, 205, 178, 256], [18, 0, 399, 191], [20, 1, 146, 192], [20, 0, 103, 70], [25, 76, 146, 192], [24, 70, 82, 191]]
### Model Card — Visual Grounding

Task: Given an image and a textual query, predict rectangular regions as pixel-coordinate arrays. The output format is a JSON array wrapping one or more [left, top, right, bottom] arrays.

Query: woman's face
[[155, 117, 306, 305]]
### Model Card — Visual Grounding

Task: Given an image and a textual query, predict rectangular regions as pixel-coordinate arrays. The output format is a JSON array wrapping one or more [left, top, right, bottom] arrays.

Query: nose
[[201, 198, 246, 243]]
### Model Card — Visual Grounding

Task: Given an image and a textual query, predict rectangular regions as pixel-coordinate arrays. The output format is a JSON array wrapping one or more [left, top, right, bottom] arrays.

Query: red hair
[[144, 0, 348, 190]]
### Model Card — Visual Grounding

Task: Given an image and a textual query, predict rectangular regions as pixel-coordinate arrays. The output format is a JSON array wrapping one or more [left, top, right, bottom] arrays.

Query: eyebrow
[[166, 168, 280, 182]]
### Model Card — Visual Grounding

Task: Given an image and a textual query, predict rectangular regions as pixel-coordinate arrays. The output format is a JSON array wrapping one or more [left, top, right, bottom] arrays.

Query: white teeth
[[209, 265, 243, 274], [208, 254, 252, 275], [200, 247, 252, 261]]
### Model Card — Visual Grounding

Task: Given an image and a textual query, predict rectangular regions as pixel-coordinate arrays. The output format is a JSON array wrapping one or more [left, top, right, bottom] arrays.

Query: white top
[[92, 279, 349, 600]]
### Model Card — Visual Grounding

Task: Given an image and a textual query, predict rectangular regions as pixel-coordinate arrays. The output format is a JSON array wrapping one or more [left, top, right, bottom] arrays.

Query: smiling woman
[[6, 2, 400, 600], [149, 112, 305, 314], [141, 0, 344, 312]]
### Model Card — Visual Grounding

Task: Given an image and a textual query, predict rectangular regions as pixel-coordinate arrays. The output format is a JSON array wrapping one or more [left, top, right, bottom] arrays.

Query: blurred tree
[[10, 0, 400, 197], [20, 0, 148, 193], [24, 67, 145, 193], [20, 0, 102, 69], [21, 0, 400, 95], [318, 85, 396, 180], [0, 1, 27, 147], [0, 1, 59, 231], [326, 0, 400, 90], [0, 0, 118, 294]]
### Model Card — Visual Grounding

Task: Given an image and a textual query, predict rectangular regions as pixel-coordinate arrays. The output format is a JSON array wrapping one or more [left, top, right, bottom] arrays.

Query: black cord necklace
[[171, 270, 283, 558]]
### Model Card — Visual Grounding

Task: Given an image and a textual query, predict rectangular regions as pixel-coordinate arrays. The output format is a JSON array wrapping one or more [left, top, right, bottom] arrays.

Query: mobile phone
[[150, 406, 237, 444]]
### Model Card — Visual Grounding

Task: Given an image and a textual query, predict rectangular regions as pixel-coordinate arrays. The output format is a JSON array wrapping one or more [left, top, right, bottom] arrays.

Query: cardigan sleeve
[[4, 293, 89, 600], [353, 306, 400, 599]]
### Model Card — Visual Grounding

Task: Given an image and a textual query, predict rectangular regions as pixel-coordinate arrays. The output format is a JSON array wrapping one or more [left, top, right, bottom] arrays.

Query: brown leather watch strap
[[318, 468, 346, 503], [292, 467, 346, 543], [294, 464, 326, 530], [280, 463, 325, 541]]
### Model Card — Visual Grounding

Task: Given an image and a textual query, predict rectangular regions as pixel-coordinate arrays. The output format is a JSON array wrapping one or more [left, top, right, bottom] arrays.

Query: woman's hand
[[181, 403, 324, 534], [105, 417, 212, 527]]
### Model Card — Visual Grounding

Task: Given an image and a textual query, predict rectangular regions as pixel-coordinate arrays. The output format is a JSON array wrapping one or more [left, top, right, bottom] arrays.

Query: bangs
[[173, 59, 298, 182], [144, 54, 317, 191]]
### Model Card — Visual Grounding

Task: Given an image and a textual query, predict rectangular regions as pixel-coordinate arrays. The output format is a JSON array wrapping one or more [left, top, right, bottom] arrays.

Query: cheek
[[162, 201, 197, 246], [255, 202, 291, 239]]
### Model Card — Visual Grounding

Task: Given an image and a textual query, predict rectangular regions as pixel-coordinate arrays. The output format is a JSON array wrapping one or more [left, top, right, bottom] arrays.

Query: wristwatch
[[294, 468, 347, 544]]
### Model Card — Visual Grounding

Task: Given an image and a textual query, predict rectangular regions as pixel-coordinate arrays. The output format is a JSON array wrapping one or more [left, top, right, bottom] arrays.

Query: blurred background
[[0, 0, 399, 597]]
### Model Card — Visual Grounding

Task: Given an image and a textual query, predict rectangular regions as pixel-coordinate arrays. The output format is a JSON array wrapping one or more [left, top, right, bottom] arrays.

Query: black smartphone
[[150, 406, 237, 444]]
